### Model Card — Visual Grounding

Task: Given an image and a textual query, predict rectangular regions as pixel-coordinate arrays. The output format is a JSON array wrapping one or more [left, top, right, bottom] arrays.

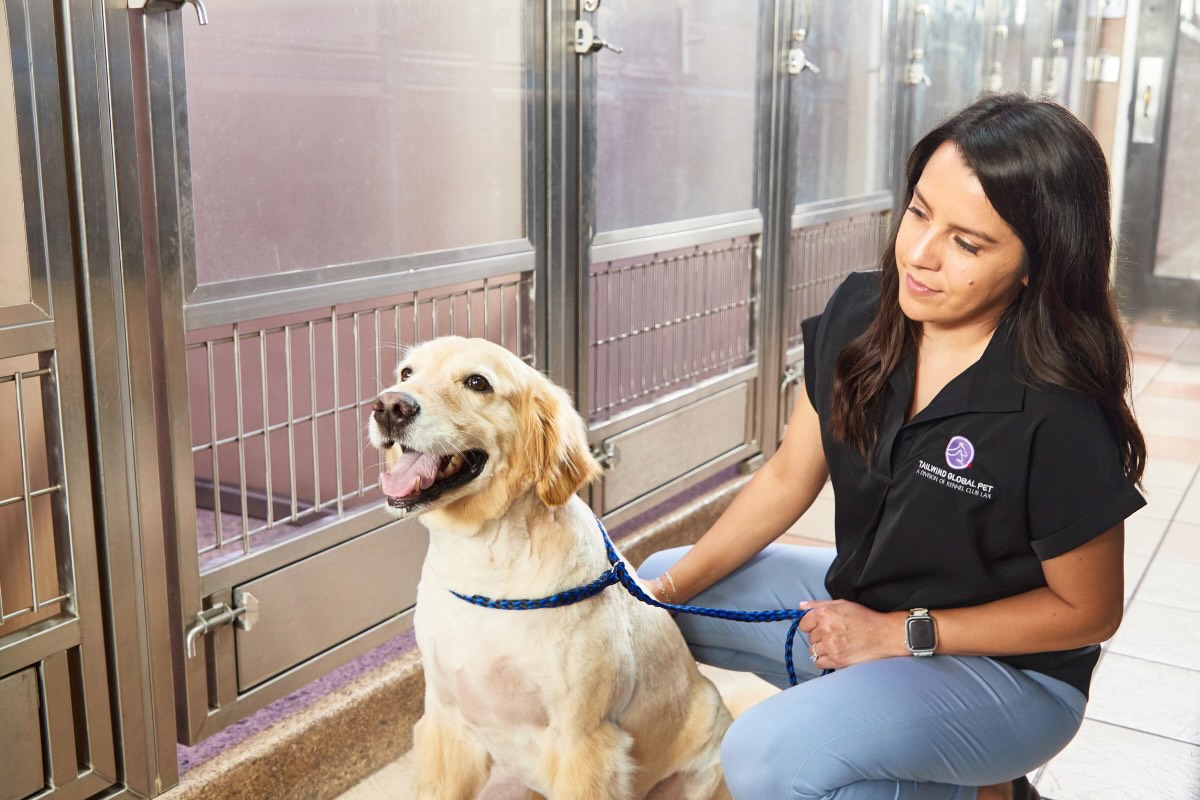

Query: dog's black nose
[[374, 391, 420, 432]]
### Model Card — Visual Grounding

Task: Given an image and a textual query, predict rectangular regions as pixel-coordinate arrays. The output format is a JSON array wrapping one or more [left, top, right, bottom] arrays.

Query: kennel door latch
[[184, 591, 259, 658], [591, 441, 621, 471], [574, 20, 623, 55]]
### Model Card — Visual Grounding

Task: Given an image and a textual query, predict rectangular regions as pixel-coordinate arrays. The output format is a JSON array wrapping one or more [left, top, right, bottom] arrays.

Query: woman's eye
[[906, 205, 927, 219], [954, 237, 980, 255], [400, 367, 412, 381], [464, 374, 492, 393]]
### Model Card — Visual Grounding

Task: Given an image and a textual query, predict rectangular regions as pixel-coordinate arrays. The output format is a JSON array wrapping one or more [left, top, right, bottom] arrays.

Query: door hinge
[[184, 590, 258, 657]]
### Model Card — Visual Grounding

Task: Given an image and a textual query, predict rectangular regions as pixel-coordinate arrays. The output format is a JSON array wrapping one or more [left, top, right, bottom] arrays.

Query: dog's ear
[[526, 382, 602, 507]]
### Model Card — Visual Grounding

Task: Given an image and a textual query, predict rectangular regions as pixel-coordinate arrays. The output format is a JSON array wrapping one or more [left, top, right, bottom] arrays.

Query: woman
[[639, 93, 1146, 800]]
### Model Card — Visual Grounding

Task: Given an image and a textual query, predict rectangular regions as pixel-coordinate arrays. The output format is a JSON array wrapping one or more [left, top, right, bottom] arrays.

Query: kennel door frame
[[0, 0, 122, 796], [576, 0, 779, 526], [136, 3, 546, 744]]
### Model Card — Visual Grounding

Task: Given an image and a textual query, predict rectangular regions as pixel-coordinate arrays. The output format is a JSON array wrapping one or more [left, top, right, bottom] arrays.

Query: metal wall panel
[[0, 668, 44, 800], [233, 520, 425, 690], [601, 383, 751, 514]]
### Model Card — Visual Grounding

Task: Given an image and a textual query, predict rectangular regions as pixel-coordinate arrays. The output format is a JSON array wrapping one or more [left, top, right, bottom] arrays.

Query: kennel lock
[[184, 590, 259, 658]]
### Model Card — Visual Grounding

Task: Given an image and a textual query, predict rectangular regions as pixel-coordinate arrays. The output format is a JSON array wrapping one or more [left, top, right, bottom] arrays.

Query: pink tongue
[[380, 450, 442, 499]]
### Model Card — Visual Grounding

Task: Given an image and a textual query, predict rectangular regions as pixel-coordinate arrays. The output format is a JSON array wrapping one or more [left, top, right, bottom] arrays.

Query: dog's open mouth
[[379, 448, 488, 511]]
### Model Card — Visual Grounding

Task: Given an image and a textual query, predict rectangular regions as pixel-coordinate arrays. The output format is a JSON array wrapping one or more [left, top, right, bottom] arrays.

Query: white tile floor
[[338, 324, 1200, 800], [1032, 324, 1200, 799]]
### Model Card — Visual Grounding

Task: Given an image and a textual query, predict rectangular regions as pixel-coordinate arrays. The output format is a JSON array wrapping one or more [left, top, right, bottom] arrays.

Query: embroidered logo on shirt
[[945, 436, 974, 470], [916, 459, 994, 500]]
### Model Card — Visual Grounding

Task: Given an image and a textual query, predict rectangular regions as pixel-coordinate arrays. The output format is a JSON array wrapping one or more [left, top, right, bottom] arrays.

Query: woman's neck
[[917, 318, 1000, 362]]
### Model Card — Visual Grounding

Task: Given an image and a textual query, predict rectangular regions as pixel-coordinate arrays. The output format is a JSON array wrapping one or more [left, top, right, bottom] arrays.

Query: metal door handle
[[129, 0, 209, 26], [905, 5, 932, 86], [990, 24, 1008, 74], [987, 24, 1008, 91], [910, 4, 930, 61], [590, 441, 621, 470], [794, 0, 812, 43], [1143, 85, 1152, 116], [183, 591, 258, 658]]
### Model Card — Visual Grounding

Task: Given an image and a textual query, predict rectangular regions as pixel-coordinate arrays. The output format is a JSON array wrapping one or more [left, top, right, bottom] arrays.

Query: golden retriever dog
[[368, 337, 731, 800]]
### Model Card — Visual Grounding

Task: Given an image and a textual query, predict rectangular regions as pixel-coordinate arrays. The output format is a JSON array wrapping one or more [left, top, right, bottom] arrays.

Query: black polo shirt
[[801, 272, 1145, 697]]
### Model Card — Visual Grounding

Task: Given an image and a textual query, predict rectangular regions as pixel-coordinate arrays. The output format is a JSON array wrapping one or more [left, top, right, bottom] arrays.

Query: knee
[[720, 713, 798, 799], [720, 704, 838, 800], [635, 546, 689, 580]]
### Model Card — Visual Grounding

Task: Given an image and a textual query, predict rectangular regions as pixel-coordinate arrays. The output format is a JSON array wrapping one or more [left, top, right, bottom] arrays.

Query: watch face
[[907, 617, 937, 651]]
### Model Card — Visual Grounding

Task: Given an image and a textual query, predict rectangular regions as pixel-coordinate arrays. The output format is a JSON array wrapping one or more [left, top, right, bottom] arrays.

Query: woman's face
[[895, 142, 1027, 335]]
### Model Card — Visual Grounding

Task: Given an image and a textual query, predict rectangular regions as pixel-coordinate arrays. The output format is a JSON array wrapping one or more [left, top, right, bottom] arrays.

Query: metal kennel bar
[[186, 273, 533, 572], [588, 236, 757, 424], [0, 363, 69, 625], [779, 196, 894, 438]]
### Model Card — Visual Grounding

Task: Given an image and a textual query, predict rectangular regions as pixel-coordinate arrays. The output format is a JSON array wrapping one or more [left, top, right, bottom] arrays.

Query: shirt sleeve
[[800, 271, 880, 410], [1027, 395, 1146, 560], [801, 313, 822, 408]]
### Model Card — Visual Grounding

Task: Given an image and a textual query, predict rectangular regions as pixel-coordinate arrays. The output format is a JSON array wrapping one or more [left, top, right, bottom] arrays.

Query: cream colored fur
[[369, 337, 731, 800]]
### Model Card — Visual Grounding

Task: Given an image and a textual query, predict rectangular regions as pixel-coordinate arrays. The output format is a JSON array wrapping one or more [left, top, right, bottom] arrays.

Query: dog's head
[[368, 337, 601, 525]]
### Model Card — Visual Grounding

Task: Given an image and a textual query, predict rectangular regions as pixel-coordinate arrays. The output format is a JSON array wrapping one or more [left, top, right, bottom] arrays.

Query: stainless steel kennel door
[[136, 0, 541, 742], [0, 0, 120, 795]]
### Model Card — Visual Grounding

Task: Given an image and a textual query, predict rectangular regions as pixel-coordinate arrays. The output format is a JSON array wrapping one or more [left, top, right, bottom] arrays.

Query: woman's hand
[[798, 599, 906, 669]]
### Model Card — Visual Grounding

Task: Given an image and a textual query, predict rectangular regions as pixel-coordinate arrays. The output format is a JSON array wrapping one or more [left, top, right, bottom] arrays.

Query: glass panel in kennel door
[[182, 0, 525, 286], [790, 0, 894, 207], [984, 0, 1083, 106], [0, 6, 29, 311], [593, 0, 760, 233], [898, 0, 987, 156]]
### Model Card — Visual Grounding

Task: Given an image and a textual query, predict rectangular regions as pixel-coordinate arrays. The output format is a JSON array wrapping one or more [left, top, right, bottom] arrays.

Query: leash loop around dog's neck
[[450, 518, 821, 686]]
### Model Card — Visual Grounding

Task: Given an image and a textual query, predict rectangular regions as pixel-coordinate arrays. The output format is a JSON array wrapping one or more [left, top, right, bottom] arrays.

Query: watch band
[[905, 607, 938, 657]]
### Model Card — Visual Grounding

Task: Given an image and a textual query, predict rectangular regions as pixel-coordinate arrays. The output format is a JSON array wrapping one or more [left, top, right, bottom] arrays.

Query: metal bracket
[[128, 0, 208, 26], [590, 441, 621, 470], [183, 591, 258, 658]]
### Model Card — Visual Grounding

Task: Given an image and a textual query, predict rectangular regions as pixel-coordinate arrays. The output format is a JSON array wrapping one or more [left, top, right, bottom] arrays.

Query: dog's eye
[[464, 374, 492, 393], [399, 367, 412, 381]]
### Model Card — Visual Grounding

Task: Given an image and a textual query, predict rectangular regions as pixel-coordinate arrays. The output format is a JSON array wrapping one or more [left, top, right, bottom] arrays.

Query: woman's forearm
[[665, 457, 827, 603], [804, 524, 1125, 669], [659, 389, 830, 603], [914, 586, 1123, 658]]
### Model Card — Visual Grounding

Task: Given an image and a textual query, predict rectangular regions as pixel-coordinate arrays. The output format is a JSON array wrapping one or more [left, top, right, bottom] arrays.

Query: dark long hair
[[830, 93, 1146, 483]]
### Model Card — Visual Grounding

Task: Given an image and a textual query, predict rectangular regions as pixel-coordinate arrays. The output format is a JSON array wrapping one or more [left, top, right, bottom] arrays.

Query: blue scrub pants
[[638, 544, 1087, 800]]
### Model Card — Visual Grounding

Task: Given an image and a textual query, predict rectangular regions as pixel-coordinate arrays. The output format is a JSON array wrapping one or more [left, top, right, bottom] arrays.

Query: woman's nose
[[902, 229, 940, 270]]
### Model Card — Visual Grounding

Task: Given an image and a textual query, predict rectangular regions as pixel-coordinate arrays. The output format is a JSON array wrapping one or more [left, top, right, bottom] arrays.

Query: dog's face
[[369, 337, 601, 525]]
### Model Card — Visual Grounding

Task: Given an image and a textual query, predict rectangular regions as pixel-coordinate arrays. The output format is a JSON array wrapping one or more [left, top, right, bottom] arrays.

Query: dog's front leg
[[414, 705, 491, 800], [537, 721, 637, 800]]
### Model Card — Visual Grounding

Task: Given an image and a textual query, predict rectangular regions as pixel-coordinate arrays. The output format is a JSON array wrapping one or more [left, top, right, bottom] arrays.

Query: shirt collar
[[892, 313, 1026, 428]]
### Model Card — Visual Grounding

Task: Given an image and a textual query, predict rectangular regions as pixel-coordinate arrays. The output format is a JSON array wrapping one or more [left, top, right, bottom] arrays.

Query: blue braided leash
[[451, 517, 819, 686]]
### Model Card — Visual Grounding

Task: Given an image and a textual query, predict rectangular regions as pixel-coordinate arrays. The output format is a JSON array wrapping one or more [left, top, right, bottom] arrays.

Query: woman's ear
[[526, 382, 603, 507]]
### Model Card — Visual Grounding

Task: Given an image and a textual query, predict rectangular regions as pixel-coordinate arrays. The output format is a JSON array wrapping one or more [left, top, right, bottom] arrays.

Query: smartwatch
[[905, 608, 938, 657]]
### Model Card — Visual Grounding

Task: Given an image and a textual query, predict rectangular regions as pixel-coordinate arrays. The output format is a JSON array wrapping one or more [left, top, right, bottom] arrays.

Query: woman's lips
[[905, 272, 939, 296]]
